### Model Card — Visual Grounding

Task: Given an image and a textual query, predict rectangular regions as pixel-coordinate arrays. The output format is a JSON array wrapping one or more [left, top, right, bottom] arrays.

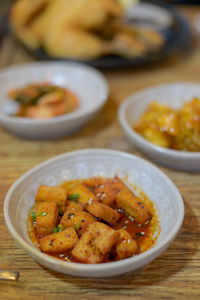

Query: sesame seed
[[144, 220, 150, 225], [118, 208, 123, 213], [123, 225, 127, 229], [88, 198, 93, 205], [127, 239, 131, 244], [128, 216, 135, 222], [64, 257, 70, 261], [138, 224, 142, 227], [125, 220, 129, 224], [140, 232, 145, 236], [59, 254, 65, 258]]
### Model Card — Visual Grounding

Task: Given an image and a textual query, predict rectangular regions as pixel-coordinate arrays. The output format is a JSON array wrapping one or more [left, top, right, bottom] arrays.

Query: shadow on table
[[42, 199, 199, 290], [65, 96, 118, 139]]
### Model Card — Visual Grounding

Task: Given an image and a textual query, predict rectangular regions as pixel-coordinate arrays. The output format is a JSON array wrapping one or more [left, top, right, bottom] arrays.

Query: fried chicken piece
[[10, 0, 49, 48], [44, 28, 106, 59]]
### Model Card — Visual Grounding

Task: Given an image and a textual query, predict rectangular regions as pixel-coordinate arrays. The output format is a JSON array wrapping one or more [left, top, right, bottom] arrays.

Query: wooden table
[[0, 6, 200, 300]]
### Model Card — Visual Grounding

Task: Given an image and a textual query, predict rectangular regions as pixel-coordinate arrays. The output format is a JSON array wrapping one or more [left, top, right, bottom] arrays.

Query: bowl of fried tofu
[[4, 149, 184, 277], [119, 82, 200, 171]]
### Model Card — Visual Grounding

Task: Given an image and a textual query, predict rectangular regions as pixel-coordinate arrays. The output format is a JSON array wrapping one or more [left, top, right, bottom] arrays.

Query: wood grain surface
[[0, 6, 200, 300]]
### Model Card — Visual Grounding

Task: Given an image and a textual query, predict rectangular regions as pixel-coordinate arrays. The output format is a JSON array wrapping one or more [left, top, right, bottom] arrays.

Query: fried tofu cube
[[83, 177, 105, 188], [72, 225, 103, 264], [71, 222, 119, 263], [86, 201, 120, 225], [39, 227, 78, 254], [115, 229, 139, 260], [66, 200, 84, 211], [115, 178, 150, 225], [92, 222, 119, 256], [68, 184, 96, 206], [36, 185, 67, 206], [36, 202, 58, 236], [60, 209, 95, 234], [94, 179, 120, 206], [61, 179, 82, 190], [59, 201, 84, 214]]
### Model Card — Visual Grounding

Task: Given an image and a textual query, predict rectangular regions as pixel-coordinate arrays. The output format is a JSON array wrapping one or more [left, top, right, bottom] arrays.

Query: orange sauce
[[27, 178, 160, 263]]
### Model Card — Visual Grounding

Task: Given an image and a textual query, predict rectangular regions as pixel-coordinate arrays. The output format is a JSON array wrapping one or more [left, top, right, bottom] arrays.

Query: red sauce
[[27, 178, 160, 263]]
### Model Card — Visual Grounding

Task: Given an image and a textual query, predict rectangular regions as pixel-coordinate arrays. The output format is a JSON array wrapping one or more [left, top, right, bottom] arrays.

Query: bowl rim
[[4, 149, 184, 273], [119, 81, 200, 159], [0, 61, 108, 125]]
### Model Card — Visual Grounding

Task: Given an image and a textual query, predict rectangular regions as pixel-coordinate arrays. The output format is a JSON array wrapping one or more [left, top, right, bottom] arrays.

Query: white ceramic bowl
[[0, 62, 108, 139], [4, 149, 184, 277], [119, 82, 200, 171]]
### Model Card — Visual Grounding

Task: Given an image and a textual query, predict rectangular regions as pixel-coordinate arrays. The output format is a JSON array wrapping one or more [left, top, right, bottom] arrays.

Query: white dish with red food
[[4, 149, 184, 277], [0, 62, 108, 139]]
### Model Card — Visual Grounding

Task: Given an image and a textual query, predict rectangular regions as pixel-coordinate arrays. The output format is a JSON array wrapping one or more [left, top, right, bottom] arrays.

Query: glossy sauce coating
[[27, 177, 160, 263]]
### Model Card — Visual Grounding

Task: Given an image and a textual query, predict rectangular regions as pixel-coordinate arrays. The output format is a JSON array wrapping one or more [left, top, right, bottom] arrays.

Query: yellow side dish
[[133, 99, 200, 151]]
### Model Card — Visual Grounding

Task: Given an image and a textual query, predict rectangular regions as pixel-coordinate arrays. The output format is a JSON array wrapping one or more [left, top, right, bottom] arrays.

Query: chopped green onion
[[31, 212, 36, 222], [52, 227, 59, 233], [57, 224, 64, 231], [74, 223, 80, 231], [52, 224, 63, 233], [39, 211, 48, 217], [67, 193, 79, 202], [59, 209, 64, 217]]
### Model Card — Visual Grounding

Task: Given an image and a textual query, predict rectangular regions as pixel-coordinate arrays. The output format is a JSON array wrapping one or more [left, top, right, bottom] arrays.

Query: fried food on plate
[[11, 0, 164, 59]]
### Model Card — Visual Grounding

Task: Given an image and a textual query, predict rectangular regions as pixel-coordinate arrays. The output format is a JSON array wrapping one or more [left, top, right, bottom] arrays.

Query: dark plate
[[18, 0, 193, 69]]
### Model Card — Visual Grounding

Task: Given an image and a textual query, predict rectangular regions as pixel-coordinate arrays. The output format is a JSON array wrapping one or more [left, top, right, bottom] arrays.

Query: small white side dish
[[4, 149, 184, 277], [0, 62, 108, 139], [119, 82, 200, 171]]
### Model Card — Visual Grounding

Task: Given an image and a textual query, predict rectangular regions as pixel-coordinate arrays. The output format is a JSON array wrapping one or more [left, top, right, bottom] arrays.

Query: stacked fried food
[[11, 0, 164, 60]]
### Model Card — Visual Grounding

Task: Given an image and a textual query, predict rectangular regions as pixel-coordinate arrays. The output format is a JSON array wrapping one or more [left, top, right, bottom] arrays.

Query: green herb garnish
[[52, 224, 63, 234], [67, 193, 79, 202], [39, 211, 48, 217], [74, 223, 80, 231], [52, 226, 59, 234], [59, 209, 64, 217], [57, 224, 64, 231], [31, 212, 36, 222]]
